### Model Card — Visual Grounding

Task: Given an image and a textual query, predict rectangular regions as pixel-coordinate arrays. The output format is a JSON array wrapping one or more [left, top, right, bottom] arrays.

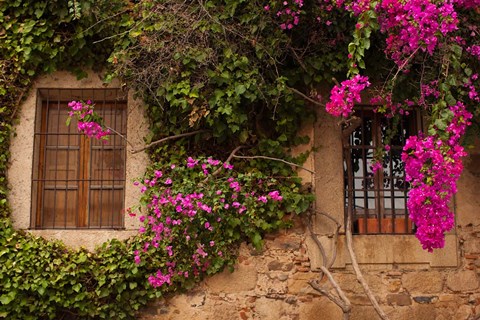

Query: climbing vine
[[0, 0, 479, 318]]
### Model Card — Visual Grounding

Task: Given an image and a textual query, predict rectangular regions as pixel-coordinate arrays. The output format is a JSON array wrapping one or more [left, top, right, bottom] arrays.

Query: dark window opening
[[344, 106, 422, 234]]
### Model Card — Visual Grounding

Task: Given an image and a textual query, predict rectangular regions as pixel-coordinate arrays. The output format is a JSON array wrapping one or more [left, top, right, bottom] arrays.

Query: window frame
[[344, 105, 423, 235], [31, 88, 127, 229]]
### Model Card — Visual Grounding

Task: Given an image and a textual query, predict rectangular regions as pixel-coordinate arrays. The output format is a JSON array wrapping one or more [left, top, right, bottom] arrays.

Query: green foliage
[[134, 157, 313, 285], [0, 218, 162, 319], [1, 0, 477, 316], [0, 0, 317, 318], [105, 0, 350, 156]]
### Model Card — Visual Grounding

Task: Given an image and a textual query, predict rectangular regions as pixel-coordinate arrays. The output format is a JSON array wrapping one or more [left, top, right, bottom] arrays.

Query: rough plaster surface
[[7, 71, 149, 250]]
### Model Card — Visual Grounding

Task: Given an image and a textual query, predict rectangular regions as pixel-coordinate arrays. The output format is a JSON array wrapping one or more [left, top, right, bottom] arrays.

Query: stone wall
[[7, 72, 479, 318], [138, 113, 480, 320], [139, 218, 480, 320]]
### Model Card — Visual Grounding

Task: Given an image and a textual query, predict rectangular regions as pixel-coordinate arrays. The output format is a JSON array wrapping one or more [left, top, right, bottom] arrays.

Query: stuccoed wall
[[7, 71, 149, 250], [137, 112, 480, 320]]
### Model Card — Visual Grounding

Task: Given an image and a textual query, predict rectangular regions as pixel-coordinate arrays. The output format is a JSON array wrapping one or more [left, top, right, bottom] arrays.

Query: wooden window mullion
[[35, 103, 48, 228], [78, 136, 90, 227]]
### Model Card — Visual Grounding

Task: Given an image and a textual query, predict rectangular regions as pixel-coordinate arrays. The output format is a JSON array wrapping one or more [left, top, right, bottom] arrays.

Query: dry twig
[[343, 122, 390, 320], [306, 210, 351, 320], [232, 154, 315, 174], [287, 86, 325, 108], [131, 129, 208, 154]]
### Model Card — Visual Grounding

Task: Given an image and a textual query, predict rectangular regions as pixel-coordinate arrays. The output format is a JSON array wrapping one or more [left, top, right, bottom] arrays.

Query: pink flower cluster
[[377, 0, 459, 66], [265, 0, 304, 30], [402, 102, 472, 251], [77, 121, 110, 140], [133, 157, 284, 288], [370, 94, 413, 118], [344, 0, 372, 15], [325, 75, 371, 117], [466, 45, 480, 60], [464, 74, 479, 102], [452, 0, 480, 7], [67, 100, 110, 140]]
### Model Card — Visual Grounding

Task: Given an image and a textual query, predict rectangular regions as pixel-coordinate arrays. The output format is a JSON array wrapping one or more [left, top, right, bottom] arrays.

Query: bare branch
[[305, 211, 329, 268], [105, 126, 135, 149], [309, 279, 351, 320], [232, 154, 315, 174], [339, 116, 362, 137], [81, 9, 129, 35], [10, 89, 26, 120], [289, 46, 308, 73], [287, 86, 325, 107], [343, 127, 390, 320], [319, 265, 351, 314], [131, 129, 208, 154], [305, 208, 351, 320], [315, 211, 342, 269], [209, 145, 246, 178]]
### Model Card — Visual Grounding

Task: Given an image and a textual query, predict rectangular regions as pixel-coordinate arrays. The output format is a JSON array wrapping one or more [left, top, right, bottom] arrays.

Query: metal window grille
[[31, 88, 127, 229], [344, 106, 422, 234]]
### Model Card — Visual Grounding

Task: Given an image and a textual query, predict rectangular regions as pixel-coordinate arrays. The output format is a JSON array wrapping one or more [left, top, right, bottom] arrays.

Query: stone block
[[271, 234, 301, 251], [463, 239, 480, 254], [383, 306, 416, 320], [254, 297, 285, 320], [268, 260, 284, 271], [387, 293, 412, 306], [349, 294, 381, 306], [256, 274, 288, 296], [402, 271, 444, 293], [412, 304, 436, 320], [412, 296, 438, 304], [387, 279, 402, 293], [331, 234, 458, 268], [332, 273, 363, 293], [298, 297, 344, 320], [287, 272, 321, 296], [206, 263, 258, 293], [454, 305, 472, 320], [446, 270, 479, 292], [204, 300, 240, 320], [350, 306, 379, 320]]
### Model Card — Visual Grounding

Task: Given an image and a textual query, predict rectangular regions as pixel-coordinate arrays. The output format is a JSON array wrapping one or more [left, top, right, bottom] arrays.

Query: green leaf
[[251, 233, 262, 249], [434, 119, 447, 130], [0, 295, 12, 305], [235, 84, 246, 95], [72, 283, 82, 292]]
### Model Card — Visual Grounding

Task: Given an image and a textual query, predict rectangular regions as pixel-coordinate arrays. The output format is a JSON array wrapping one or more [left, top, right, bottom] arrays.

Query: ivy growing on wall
[[0, 1, 320, 318], [2, 0, 478, 318]]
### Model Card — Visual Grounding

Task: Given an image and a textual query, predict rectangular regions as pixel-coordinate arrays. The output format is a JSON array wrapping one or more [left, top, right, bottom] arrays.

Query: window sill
[[306, 233, 458, 269], [27, 229, 138, 251]]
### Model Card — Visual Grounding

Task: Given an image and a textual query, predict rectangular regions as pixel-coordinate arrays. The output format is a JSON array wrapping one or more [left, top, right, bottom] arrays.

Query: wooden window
[[344, 106, 422, 234], [31, 89, 127, 229]]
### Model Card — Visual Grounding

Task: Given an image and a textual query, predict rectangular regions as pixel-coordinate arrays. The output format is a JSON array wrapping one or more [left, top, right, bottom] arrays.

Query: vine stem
[[287, 86, 325, 107], [343, 122, 390, 320], [105, 126, 134, 149], [306, 210, 351, 319], [382, 46, 420, 95], [209, 145, 246, 179], [130, 129, 208, 154], [9, 89, 26, 120], [231, 154, 315, 174]]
